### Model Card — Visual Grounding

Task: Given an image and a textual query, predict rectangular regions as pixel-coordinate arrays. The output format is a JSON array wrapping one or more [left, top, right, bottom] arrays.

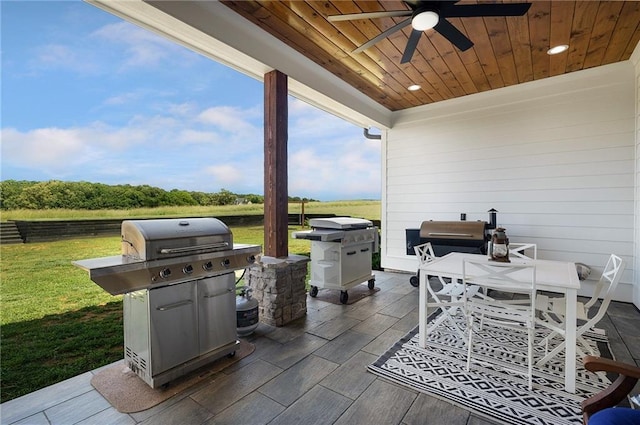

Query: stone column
[[245, 255, 309, 327]]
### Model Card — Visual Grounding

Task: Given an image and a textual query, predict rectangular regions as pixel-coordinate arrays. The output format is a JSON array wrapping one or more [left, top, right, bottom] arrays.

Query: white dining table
[[418, 252, 580, 393]]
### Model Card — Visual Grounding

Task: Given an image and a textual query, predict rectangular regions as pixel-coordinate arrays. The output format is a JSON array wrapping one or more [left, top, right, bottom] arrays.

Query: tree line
[[0, 180, 317, 210]]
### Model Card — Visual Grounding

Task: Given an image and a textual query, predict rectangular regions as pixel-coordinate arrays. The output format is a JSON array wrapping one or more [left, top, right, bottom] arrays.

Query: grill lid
[[419, 220, 486, 241], [308, 217, 372, 230], [121, 218, 232, 261]]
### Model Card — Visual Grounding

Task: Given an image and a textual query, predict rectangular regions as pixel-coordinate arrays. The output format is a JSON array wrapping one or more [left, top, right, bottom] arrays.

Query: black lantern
[[490, 227, 510, 262]]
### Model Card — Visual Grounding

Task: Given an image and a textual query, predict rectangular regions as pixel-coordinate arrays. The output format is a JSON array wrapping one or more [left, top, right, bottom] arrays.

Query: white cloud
[[0, 120, 156, 176], [24, 20, 202, 82], [289, 98, 355, 143], [91, 21, 192, 71], [289, 98, 317, 115], [103, 91, 145, 106], [0, 99, 379, 200], [0, 101, 264, 190], [289, 137, 381, 199], [197, 106, 261, 135], [36, 44, 74, 65], [31, 43, 99, 74], [167, 102, 199, 117], [205, 164, 241, 181], [179, 129, 223, 145], [2, 126, 103, 173], [204, 164, 244, 186]]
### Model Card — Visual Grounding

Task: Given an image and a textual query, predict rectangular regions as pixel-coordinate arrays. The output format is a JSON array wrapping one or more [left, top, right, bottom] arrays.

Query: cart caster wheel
[[368, 279, 375, 290], [310, 286, 318, 297], [409, 275, 419, 287], [227, 351, 236, 358], [340, 291, 348, 304]]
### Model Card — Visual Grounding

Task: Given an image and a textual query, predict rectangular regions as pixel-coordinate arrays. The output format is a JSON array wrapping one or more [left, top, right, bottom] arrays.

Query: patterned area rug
[[368, 313, 612, 425]]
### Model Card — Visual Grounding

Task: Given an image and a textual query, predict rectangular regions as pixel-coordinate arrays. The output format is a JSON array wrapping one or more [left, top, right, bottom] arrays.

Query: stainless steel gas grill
[[293, 217, 378, 304], [74, 218, 261, 388]]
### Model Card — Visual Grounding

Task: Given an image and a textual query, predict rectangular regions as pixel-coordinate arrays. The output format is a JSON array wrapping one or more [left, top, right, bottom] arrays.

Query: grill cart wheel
[[340, 291, 349, 304], [368, 279, 375, 290], [409, 273, 420, 287], [227, 351, 236, 358], [310, 286, 319, 297]]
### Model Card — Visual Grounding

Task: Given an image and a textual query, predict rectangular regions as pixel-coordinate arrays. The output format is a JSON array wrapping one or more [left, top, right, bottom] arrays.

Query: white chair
[[509, 242, 537, 259], [463, 259, 537, 390], [536, 254, 625, 367], [414, 242, 473, 339]]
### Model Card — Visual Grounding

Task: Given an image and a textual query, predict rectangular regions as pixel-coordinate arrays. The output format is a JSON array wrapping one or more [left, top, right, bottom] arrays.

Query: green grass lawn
[[0, 200, 380, 221], [0, 226, 318, 403], [0, 202, 381, 402], [1, 236, 124, 402]]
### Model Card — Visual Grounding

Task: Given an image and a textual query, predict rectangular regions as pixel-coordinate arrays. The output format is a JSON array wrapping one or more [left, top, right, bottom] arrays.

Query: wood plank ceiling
[[220, 1, 640, 112]]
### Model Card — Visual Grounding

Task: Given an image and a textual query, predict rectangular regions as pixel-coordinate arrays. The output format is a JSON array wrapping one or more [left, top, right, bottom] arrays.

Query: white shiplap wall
[[382, 62, 636, 301]]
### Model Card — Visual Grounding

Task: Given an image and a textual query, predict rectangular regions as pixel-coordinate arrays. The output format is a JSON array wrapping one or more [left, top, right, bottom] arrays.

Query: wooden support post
[[264, 70, 288, 258]]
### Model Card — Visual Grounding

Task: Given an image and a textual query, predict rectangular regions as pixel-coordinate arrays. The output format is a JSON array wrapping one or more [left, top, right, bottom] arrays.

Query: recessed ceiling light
[[408, 84, 421, 91], [547, 44, 569, 55]]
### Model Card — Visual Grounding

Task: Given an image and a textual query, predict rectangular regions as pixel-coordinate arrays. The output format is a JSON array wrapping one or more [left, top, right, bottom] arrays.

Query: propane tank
[[236, 286, 259, 336]]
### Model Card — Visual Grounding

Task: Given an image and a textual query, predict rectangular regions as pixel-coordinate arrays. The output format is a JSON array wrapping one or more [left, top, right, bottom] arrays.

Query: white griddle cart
[[293, 217, 378, 304]]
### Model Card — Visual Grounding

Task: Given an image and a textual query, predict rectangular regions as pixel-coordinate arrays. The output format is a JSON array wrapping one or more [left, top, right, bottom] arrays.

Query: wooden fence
[[10, 214, 351, 243]]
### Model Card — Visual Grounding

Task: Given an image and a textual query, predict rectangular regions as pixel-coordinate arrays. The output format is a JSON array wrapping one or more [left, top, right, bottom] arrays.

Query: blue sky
[[1, 1, 381, 201]]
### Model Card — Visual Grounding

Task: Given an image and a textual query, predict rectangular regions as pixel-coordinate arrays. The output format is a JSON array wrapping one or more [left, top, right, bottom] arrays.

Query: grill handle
[[159, 242, 229, 255], [428, 232, 474, 238], [203, 288, 234, 298], [156, 300, 193, 311]]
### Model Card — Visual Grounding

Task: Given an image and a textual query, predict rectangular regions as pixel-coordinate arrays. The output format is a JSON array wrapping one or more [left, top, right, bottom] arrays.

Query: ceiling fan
[[327, 1, 532, 64]]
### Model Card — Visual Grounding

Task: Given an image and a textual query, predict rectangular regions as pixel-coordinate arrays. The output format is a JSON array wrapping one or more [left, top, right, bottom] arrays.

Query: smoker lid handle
[[428, 232, 474, 237], [159, 242, 229, 254]]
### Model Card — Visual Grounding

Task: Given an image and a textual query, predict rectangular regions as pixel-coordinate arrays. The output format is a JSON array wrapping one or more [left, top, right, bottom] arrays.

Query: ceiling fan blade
[[401, 29, 423, 64], [328, 10, 411, 22], [353, 19, 412, 54], [433, 19, 473, 51], [442, 3, 532, 18]]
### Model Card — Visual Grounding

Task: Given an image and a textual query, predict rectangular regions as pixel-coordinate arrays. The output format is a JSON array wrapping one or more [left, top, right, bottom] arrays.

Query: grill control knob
[[247, 255, 256, 263], [222, 259, 231, 268], [183, 264, 193, 275], [159, 268, 171, 279], [203, 261, 213, 271]]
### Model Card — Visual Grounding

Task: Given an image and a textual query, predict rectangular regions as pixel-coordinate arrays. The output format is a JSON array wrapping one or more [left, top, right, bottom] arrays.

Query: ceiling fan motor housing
[[412, 7, 439, 31]]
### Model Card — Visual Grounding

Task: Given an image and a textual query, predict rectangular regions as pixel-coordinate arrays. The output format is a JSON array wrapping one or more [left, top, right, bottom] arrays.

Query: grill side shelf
[[428, 232, 474, 238], [73, 244, 261, 295], [159, 242, 229, 254]]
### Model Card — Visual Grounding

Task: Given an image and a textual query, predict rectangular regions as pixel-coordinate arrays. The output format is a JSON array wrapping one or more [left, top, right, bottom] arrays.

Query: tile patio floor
[[2, 270, 639, 425]]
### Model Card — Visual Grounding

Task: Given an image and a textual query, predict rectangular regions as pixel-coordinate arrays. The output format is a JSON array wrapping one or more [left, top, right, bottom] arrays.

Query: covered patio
[[2, 1, 640, 424], [83, 0, 640, 307]]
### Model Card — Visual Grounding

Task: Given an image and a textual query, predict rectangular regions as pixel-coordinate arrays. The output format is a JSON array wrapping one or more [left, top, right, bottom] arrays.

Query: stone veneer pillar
[[245, 255, 309, 327]]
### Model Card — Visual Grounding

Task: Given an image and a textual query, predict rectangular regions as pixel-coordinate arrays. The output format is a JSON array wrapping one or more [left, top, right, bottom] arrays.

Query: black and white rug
[[368, 313, 612, 425]]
